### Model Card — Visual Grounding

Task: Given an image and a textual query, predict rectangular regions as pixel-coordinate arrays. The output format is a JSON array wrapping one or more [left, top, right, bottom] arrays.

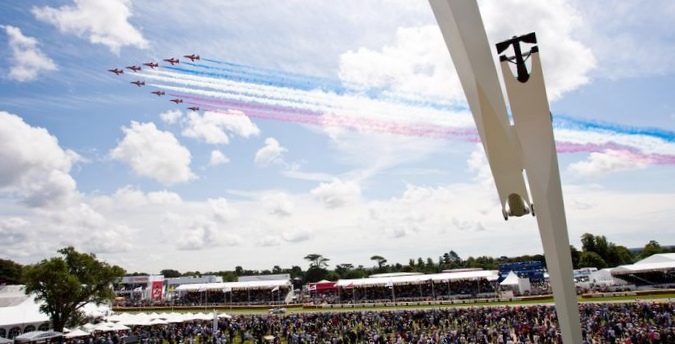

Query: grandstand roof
[[612, 253, 675, 275], [336, 270, 499, 287], [174, 279, 291, 292]]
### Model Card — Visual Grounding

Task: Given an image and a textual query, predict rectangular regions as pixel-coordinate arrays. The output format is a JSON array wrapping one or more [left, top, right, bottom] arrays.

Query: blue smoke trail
[[198, 59, 346, 94], [554, 115, 675, 143]]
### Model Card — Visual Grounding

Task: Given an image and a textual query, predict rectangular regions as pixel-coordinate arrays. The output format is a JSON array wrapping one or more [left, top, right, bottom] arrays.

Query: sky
[[1, 0, 675, 275]]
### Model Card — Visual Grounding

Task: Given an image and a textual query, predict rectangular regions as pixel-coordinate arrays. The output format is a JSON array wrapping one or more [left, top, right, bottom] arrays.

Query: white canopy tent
[[0, 287, 50, 335], [499, 271, 531, 294], [613, 253, 675, 273], [64, 329, 90, 339]]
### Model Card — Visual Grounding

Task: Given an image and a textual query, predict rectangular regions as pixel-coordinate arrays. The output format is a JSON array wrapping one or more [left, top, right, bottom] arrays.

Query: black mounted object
[[496, 32, 538, 83]]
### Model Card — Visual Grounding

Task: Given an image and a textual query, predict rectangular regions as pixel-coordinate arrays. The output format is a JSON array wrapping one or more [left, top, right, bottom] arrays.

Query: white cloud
[[322, 129, 450, 183], [339, 26, 463, 103], [182, 110, 260, 144], [208, 150, 230, 166], [32, 0, 147, 54], [255, 138, 288, 167], [260, 192, 294, 217], [110, 121, 195, 185], [281, 227, 312, 242], [46, 203, 134, 253], [362, 183, 497, 239], [164, 214, 241, 250], [467, 144, 493, 185], [568, 150, 648, 178], [160, 109, 182, 124], [480, 0, 596, 100], [2, 25, 57, 82], [93, 186, 182, 210], [566, 0, 675, 79], [339, 0, 594, 103], [0, 112, 79, 207], [208, 198, 238, 223], [310, 179, 361, 209], [0, 217, 30, 247], [257, 227, 312, 246]]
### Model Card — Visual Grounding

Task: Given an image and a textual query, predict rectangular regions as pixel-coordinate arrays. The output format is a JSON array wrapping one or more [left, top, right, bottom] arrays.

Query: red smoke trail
[[185, 99, 479, 140]]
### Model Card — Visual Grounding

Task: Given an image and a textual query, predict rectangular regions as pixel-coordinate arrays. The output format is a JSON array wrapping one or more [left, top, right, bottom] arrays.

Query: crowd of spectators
[[87, 300, 675, 343]]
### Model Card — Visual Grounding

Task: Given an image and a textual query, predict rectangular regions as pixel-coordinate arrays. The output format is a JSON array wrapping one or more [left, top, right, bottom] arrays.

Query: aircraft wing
[[429, 0, 531, 217]]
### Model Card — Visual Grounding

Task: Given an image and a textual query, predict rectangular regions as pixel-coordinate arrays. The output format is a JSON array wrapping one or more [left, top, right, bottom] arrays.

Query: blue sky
[[1, 0, 674, 274]]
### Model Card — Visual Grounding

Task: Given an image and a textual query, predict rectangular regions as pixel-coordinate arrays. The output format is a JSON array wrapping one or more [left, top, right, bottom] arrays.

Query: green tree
[[578, 251, 607, 269], [304, 254, 329, 269], [370, 255, 387, 272], [335, 263, 353, 278], [580, 233, 630, 268], [638, 240, 663, 260], [570, 245, 581, 269], [0, 259, 23, 284], [160, 269, 181, 278], [304, 254, 329, 283], [580, 233, 597, 254], [22, 247, 126, 331], [606, 245, 634, 266]]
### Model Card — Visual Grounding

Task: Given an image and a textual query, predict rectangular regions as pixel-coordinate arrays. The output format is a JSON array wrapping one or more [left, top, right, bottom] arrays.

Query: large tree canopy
[[22, 247, 125, 331], [0, 259, 23, 284]]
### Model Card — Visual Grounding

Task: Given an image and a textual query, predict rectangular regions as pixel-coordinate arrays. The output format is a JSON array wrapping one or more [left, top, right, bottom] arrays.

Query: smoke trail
[[555, 115, 675, 143], [125, 57, 675, 165]]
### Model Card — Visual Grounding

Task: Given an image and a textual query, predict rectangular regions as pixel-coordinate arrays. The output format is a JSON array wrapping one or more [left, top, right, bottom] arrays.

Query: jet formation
[[109, 55, 202, 111]]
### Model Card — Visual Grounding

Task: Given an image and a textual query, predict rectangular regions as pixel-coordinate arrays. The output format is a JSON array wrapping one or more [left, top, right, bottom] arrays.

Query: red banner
[[151, 281, 163, 301]]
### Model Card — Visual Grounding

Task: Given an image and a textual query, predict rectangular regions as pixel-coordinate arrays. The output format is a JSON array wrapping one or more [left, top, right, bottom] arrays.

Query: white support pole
[[428, 1, 582, 342], [500, 51, 581, 344]]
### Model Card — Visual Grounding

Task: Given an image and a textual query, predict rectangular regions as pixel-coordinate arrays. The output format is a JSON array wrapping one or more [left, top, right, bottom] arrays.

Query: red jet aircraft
[[130, 81, 145, 87], [184, 54, 200, 62], [170, 98, 183, 104], [143, 62, 159, 69], [163, 57, 179, 65], [126, 65, 141, 72], [151, 91, 165, 96], [108, 68, 124, 75], [187, 106, 200, 112]]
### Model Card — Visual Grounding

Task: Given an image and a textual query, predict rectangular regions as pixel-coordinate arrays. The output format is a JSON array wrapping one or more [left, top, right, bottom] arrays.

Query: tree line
[[3, 232, 668, 287]]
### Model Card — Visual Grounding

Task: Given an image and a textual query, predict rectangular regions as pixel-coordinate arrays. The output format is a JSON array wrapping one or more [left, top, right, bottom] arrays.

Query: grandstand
[[611, 253, 675, 289]]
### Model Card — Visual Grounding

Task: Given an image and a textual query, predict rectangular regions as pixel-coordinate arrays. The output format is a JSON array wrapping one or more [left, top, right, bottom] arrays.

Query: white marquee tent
[[499, 271, 531, 294], [0, 286, 50, 335], [612, 253, 675, 276], [0, 285, 112, 337]]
